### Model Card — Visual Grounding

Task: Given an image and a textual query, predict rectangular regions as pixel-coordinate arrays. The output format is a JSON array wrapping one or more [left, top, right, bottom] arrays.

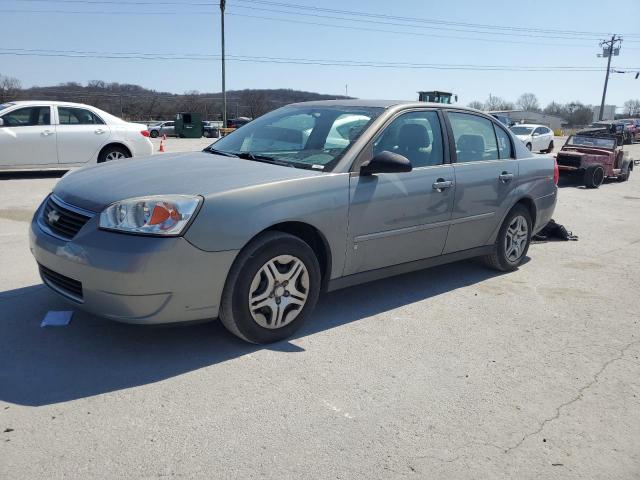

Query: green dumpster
[[174, 112, 203, 138]]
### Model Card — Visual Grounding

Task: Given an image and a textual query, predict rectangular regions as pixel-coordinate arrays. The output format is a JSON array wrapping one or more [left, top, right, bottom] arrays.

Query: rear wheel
[[219, 231, 321, 344], [584, 165, 605, 188], [98, 145, 130, 163], [483, 205, 532, 272]]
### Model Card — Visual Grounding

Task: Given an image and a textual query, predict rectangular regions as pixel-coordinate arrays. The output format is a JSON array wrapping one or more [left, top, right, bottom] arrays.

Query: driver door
[[345, 110, 455, 275]]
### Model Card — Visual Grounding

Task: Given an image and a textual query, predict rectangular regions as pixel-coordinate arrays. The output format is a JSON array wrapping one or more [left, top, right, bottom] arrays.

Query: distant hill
[[12, 82, 352, 120]]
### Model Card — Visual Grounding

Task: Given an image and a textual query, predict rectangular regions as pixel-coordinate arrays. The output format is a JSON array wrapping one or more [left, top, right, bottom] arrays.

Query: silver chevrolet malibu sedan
[[30, 100, 558, 343]]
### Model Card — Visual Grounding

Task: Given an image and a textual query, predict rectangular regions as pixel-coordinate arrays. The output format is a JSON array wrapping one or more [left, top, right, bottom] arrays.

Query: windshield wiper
[[203, 147, 238, 157], [235, 152, 293, 167]]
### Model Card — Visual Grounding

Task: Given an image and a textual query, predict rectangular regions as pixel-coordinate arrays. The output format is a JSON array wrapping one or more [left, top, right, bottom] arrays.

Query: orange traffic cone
[[159, 140, 165, 153], [162, 134, 167, 141]]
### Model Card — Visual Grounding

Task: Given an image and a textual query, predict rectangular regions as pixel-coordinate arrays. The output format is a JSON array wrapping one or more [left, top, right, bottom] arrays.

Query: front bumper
[[30, 199, 238, 325]]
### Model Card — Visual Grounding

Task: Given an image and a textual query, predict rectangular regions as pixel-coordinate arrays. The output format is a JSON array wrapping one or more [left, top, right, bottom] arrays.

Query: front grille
[[39, 264, 83, 301], [41, 196, 93, 240], [556, 154, 582, 169]]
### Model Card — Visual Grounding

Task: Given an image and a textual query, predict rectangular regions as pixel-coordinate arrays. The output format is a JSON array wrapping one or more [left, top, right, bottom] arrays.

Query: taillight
[[553, 157, 559, 185], [141, 130, 150, 137]]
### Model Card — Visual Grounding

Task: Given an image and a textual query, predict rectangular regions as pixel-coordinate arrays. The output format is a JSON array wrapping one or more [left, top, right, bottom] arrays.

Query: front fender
[[184, 173, 350, 279]]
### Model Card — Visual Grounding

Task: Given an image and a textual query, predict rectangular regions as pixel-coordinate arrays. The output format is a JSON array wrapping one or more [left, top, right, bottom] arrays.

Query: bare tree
[[623, 99, 640, 116], [240, 90, 271, 118], [467, 100, 484, 110], [484, 95, 514, 111], [543, 101, 566, 117], [516, 93, 540, 112], [0, 74, 22, 102]]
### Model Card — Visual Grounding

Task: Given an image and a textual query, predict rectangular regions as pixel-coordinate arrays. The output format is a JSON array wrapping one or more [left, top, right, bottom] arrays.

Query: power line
[[12, 0, 640, 38], [1, 48, 636, 72], [1, 8, 622, 50], [6, 7, 640, 49]]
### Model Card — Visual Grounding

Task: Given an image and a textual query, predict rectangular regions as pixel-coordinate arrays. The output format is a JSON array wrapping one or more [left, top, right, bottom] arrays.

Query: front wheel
[[526, 143, 532, 151], [584, 165, 605, 188], [149, 130, 159, 138], [219, 232, 321, 344], [483, 205, 532, 272], [543, 141, 554, 153]]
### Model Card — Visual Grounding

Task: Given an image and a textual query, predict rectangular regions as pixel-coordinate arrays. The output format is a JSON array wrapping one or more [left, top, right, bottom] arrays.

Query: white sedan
[[0, 101, 153, 171], [510, 124, 555, 153]]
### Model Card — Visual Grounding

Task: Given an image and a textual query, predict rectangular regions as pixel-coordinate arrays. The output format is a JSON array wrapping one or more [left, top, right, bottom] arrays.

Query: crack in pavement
[[502, 339, 640, 454]]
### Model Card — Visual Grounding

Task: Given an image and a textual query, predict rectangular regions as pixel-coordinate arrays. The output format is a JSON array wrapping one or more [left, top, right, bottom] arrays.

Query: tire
[[543, 141, 554, 154], [526, 143, 532, 151], [203, 131, 211, 138], [584, 165, 605, 188], [98, 145, 131, 163], [483, 204, 532, 272], [149, 130, 159, 138], [618, 163, 632, 182], [219, 231, 321, 344]]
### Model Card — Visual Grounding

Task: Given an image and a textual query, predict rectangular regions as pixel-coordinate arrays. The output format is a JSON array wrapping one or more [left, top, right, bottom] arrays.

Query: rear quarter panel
[[510, 154, 557, 235]]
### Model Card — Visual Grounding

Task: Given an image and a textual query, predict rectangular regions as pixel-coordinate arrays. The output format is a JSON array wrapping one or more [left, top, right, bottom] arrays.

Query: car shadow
[[0, 259, 512, 406], [0, 171, 67, 181], [557, 175, 620, 189]]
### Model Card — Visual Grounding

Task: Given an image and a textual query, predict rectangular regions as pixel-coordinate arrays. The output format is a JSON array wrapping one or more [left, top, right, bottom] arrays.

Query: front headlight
[[99, 195, 202, 236]]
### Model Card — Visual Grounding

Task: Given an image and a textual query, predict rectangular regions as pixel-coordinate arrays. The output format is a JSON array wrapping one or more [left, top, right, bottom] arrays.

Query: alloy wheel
[[105, 151, 126, 161], [504, 215, 528, 262], [248, 255, 309, 329]]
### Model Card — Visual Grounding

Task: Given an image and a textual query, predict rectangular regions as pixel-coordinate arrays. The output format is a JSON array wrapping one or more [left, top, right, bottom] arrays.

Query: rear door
[[345, 109, 455, 274], [442, 111, 519, 254], [55, 106, 111, 164], [0, 105, 57, 167]]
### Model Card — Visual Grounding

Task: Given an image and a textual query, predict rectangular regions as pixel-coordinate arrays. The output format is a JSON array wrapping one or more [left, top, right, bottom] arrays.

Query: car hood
[[53, 152, 323, 212]]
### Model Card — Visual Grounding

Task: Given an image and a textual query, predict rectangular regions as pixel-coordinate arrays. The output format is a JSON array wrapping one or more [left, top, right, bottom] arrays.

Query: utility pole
[[220, 0, 227, 128], [598, 34, 622, 121]]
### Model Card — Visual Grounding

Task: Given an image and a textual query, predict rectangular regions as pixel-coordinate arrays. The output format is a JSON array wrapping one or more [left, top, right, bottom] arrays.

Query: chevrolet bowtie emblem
[[47, 210, 61, 225]]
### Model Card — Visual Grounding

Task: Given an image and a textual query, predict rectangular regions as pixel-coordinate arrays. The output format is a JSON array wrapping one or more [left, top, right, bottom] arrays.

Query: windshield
[[0, 102, 14, 113], [567, 135, 616, 150], [205, 105, 383, 171], [510, 126, 533, 135]]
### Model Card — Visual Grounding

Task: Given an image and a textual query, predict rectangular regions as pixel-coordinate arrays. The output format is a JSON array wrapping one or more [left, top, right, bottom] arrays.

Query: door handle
[[95, 129, 106, 134], [432, 179, 453, 191], [41, 130, 55, 136], [499, 172, 514, 183]]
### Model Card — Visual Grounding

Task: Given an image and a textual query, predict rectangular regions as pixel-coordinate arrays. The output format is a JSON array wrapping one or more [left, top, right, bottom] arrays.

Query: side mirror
[[532, 132, 540, 137], [360, 151, 412, 176], [0, 118, 4, 127]]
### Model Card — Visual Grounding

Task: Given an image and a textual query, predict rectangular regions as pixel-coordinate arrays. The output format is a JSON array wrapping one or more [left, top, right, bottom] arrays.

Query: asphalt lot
[[1, 140, 640, 479]]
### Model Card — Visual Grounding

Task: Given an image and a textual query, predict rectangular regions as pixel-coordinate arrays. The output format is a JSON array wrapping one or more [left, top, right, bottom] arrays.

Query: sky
[[1, 0, 639, 109]]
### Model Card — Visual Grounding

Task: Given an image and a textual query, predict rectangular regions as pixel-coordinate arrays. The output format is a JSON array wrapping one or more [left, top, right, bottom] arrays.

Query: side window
[[1, 107, 51, 127], [448, 112, 499, 162], [372, 110, 444, 168], [58, 107, 104, 125], [494, 125, 513, 159]]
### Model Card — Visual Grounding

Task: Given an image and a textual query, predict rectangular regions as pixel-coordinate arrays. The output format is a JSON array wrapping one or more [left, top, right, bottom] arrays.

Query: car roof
[[5, 100, 98, 108], [286, 99, 481, 113]]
